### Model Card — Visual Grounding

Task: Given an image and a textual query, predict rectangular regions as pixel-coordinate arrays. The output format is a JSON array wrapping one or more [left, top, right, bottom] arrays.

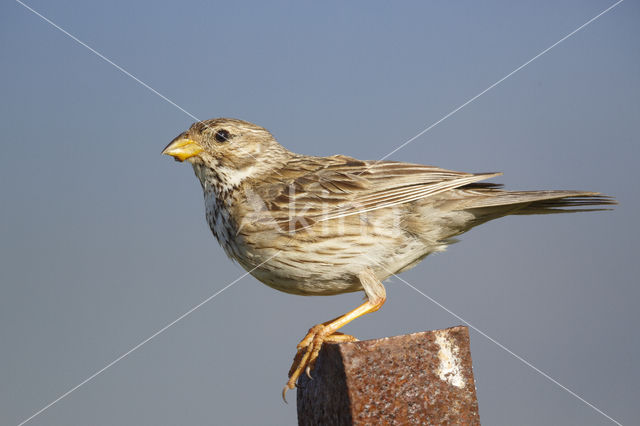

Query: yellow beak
[[162, 136, 203, 162]]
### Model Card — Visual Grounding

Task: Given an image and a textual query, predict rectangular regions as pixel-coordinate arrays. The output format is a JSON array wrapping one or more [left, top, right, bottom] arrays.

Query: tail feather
[[431, 181, 616, 240], [512, 192, 616, 215], [454, 189, 617, 215]]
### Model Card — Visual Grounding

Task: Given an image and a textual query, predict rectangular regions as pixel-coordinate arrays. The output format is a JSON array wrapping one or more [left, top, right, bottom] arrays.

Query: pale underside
[[201, 155, 612, 296]]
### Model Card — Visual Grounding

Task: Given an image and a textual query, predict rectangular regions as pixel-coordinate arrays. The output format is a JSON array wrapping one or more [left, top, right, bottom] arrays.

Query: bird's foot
[[282, 324, 357, 402]]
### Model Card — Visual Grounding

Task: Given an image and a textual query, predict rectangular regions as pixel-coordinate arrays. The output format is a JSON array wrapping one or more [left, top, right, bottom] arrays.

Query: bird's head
[[162, 118, 289, 190]]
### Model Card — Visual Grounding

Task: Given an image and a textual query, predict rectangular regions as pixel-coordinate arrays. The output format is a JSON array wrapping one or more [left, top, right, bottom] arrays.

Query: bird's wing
[[252, 155, 501, 228]]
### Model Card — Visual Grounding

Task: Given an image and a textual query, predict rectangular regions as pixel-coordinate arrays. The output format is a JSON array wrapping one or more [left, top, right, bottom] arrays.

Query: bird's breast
[[204, 190, 242, 259]]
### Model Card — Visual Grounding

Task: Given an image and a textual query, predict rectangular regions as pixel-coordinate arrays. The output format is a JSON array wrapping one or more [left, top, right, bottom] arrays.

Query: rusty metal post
[[296, 326, 480, 425]]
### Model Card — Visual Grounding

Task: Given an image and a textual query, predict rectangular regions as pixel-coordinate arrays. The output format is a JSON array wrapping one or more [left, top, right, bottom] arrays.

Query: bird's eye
[[214, 129, 230, 143]]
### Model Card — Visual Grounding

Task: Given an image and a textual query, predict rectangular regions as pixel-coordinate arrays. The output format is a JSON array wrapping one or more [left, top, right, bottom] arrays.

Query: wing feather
[[250, 155, 502, 226], [316, 172, 501, 222]]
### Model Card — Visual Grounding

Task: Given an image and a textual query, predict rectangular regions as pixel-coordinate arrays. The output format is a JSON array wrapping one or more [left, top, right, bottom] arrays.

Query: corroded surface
[[297, 326, 480, 425]]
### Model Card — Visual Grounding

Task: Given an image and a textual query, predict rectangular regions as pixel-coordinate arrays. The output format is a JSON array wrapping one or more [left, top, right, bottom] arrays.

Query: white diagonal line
[[374, 261, 623, 425], [14, 0, 286, 179], [367, 0, 624, 167], [14, 0, 200, 122], [16, 252, 280, 426]]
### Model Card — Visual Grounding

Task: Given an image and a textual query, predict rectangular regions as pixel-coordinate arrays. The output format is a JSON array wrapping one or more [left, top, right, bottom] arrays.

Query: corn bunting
[[162, 118, 615, 399]]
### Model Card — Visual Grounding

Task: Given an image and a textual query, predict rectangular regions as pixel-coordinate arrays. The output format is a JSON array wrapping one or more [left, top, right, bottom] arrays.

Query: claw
[[284, 324, 358, 399], [281, 273, 383, 401], [282, 386, 289, 404]]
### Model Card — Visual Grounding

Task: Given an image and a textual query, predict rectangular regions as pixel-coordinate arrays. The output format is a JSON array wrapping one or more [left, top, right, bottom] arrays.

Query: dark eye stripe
[[215, 129, 230, 143]]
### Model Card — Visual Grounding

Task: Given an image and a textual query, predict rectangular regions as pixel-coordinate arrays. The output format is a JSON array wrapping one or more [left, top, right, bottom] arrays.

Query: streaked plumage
[[162, 117, 615, 395]]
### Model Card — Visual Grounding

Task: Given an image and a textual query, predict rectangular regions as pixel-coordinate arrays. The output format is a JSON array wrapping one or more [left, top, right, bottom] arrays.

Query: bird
[[161, 117, 615, 399]]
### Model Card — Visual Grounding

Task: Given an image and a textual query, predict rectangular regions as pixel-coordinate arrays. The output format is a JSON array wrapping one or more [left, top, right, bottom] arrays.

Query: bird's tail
[[415, 180, 615, 244], [445, 179, 617, 219], [463, 189, 616, 215]]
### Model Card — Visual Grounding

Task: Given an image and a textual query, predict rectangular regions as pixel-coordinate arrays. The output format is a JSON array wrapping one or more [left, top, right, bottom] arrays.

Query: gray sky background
[[1, 1, 638, 425]]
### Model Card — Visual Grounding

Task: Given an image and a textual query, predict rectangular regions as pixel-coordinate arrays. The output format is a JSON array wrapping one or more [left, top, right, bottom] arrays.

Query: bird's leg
[[283, 268, 386, 400]]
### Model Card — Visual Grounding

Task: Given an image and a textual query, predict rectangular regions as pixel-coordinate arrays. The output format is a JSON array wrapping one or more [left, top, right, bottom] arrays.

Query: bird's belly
[[236, 229, 437, 296], [235, 242, 367, 296], [206, 196, 447, 296]]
